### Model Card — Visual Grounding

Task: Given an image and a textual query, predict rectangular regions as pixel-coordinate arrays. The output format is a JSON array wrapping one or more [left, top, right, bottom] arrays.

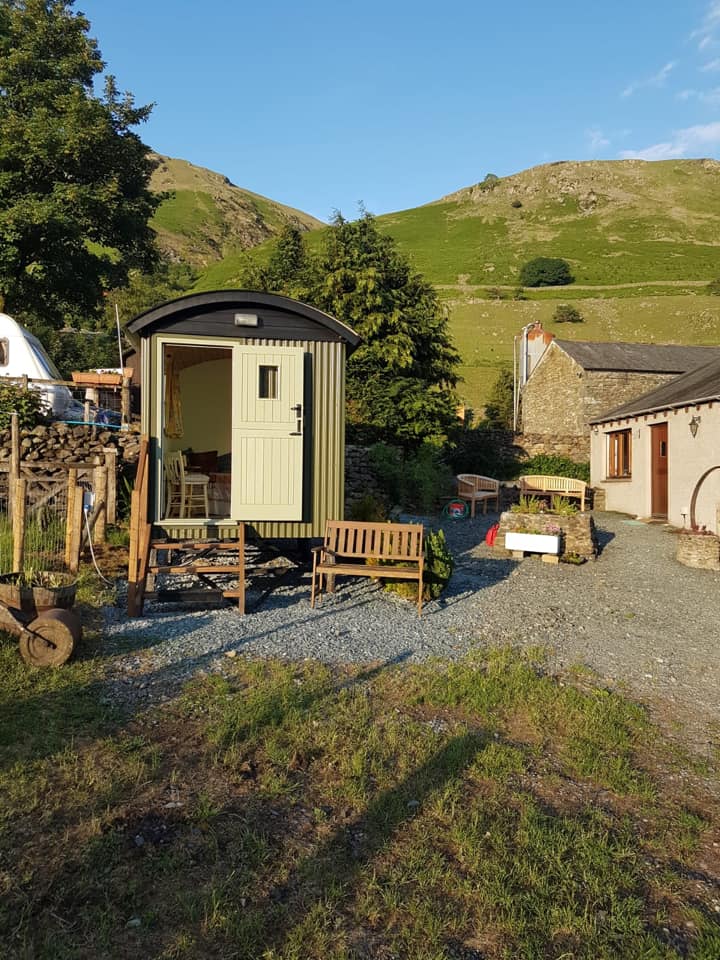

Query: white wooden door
[[231, 345, 305, 520]]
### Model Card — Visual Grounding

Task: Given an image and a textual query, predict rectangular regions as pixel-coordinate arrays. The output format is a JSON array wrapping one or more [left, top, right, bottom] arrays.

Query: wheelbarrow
[[0, 573, 82, 667]]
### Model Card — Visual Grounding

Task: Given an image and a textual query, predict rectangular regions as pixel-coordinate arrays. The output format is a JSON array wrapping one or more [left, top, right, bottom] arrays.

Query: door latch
[[291, 403, 302, 436]]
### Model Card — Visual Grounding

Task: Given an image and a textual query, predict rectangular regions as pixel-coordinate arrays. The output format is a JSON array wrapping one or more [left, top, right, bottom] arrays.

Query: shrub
[[348, 494, 388, 523], [478, 173, 500, 192], [384, 528, 454, 601], [0, 383, 44, 429], [706, 278, 720, 295], [514, 454, 590, 483], [553, 303, 583, 323], [519, 257, 574, 287], [368, 442, 453, 513], [486, 287, 505, 300], [510, 199, 523, 208], [513, 286, 527, 300]]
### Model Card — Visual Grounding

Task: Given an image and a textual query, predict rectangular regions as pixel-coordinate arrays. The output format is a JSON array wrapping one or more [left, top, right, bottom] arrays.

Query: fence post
[[12, 477, 26, 573], [121, 375, 131, 426], [68, 482, 84, 574], [65, 468, 78, 569], [9, 412, 19, 521], [104, 447, 117, 525], [93, 459, 107, 542]]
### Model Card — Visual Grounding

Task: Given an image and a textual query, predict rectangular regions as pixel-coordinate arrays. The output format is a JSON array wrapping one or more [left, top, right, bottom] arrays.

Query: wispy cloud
[[621, 61, 676, 98], [700, 56, 720, 71], [620, 121, 720, 160], [586, 128, 610, 152], [692, 1, 720, 51], [676, 87, 720, 105]]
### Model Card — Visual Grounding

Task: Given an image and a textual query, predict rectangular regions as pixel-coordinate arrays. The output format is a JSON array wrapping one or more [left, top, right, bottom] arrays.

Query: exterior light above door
[[689, 415, 701, 438], [234, 313, 259, 326]]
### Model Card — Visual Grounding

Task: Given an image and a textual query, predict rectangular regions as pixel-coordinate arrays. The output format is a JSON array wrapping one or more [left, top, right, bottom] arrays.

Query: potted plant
[[0, 569, 78, 617]]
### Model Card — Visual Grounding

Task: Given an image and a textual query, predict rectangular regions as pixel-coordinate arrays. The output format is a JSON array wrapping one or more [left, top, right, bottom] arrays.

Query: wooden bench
[[456, 474, 500, 517], [311, 520, 425, 616], [519, 474, 587, 511]]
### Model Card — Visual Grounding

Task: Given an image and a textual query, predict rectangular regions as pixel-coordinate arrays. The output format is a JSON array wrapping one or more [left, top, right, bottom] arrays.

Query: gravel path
[[102, 513, 720, 749]]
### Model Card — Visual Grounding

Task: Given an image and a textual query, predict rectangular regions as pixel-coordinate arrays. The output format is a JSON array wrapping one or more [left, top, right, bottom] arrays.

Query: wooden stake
[[65, 468, 78, 568], [104, 447, 117, 525], [121, 376, 131, 425], [68, 484, 84, 574], [12, 477, 26, 572], [93, 461, 107, 542]]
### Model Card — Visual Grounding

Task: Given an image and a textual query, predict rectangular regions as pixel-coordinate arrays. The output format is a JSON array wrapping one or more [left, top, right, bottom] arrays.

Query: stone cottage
[[518, 325, 720, 459]]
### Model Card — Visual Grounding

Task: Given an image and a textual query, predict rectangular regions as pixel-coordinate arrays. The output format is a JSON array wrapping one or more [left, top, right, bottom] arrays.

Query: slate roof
[[555, 340, 720, 373], [591, 356, 720, 422]]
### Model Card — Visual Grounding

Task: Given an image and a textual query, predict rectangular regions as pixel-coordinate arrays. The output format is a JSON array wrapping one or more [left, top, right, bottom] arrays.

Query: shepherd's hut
[[126, 290, 360, 613]]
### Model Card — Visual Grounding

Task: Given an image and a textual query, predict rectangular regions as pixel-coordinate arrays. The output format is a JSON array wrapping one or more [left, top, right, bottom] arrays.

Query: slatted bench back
[[325, 520, 424, 561], [521, 475, 586, 494]]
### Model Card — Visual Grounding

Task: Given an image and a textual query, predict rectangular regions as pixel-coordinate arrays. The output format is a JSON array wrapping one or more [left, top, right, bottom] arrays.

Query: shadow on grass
[[255, 731, 486, 955]]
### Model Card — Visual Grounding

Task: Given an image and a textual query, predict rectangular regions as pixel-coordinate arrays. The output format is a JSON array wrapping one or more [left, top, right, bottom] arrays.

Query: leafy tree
[[552, 303, 583, 323], [0, 0, 160, 340], [246, 212, 461, 445], [102, 260, 197, 329], [484, 367, 514, 429], [519, 257, 574, 287]]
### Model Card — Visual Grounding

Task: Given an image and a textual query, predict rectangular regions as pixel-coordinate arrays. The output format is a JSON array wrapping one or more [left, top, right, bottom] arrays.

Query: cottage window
[[607, 429, 631, 478]]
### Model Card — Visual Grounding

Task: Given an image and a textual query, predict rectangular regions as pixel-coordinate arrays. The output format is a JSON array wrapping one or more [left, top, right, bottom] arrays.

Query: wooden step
[[150, 538, 242, 551], [149, 563, 244, 575]]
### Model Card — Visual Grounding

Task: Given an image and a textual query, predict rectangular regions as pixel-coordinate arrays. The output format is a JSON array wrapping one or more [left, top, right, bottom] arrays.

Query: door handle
[[291, 403, 302, 436]]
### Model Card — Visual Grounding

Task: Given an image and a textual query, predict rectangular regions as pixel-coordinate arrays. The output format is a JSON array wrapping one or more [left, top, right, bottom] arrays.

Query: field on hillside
[[448, 294, 720, 414]]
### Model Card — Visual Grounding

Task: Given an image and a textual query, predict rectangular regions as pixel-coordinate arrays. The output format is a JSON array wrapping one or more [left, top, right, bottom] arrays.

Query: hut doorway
[[158, 340, 305, 523]]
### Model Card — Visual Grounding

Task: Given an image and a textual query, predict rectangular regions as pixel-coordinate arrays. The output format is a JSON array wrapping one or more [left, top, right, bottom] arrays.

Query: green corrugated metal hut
[[127, 290, 360, 540]]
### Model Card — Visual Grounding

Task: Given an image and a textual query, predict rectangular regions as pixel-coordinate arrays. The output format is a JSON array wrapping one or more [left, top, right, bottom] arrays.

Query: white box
[[505, 532, 560, 554]]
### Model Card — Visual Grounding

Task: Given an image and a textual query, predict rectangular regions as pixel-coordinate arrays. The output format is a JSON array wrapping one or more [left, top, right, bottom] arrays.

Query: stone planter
[[676, 531, 720, 570], [496, 510, 597, 560], [505, 532, 560, 555]]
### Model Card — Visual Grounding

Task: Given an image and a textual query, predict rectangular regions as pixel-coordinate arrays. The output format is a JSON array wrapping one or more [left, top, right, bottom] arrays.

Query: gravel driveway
[[103, 512, 719, 750]]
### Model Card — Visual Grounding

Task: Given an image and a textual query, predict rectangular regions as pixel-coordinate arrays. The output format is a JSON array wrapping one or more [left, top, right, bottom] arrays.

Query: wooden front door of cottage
[[231, 345, 305, 521], [650, 422, 668, 518]]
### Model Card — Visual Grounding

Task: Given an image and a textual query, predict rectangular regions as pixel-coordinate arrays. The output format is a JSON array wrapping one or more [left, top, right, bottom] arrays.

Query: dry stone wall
[[344, 445, 383, 513], [0, 422, 142, 467]]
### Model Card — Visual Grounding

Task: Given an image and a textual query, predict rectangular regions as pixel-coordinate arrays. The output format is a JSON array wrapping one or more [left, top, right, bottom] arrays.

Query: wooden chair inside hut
[[163, 450, 210, 518]]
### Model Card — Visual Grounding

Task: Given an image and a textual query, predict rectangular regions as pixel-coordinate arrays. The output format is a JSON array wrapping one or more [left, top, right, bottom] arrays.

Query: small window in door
[[258, 365, 279, 399], [0, 339, 8, 366]]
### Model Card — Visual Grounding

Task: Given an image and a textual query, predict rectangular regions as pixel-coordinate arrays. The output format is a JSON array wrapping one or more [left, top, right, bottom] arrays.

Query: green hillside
[[149, 154, 324, 266], [190, 158, 720, 412], [378, 158, 720, 286]]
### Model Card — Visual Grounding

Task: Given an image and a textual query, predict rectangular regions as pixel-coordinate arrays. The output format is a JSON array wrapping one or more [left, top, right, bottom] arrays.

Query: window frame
[[607, 428, 632, 479]]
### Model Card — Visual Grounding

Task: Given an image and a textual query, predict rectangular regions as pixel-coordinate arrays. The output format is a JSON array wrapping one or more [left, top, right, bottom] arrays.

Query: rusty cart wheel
[[19, 608, 81, 667]]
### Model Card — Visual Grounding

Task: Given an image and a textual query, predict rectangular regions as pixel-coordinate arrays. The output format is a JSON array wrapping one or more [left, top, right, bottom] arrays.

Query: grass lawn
[[1, 589, 718, 959]]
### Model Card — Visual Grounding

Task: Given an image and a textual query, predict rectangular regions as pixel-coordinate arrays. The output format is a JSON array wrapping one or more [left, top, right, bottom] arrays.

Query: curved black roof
[[127, 290, 361, 352]]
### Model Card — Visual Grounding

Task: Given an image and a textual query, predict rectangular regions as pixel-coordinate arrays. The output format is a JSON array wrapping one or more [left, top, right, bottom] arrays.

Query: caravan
[[0, 312, 76, 417]]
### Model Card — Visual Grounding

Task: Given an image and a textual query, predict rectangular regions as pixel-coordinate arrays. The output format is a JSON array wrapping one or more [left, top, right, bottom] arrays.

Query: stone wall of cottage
[[521, 343, 681, 447], [583, 370, 678, 424], [521, 346, 585, 436]]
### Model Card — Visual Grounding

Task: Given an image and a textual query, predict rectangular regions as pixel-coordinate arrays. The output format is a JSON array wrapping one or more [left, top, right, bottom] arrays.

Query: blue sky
[[79, 0, 720, 222]]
